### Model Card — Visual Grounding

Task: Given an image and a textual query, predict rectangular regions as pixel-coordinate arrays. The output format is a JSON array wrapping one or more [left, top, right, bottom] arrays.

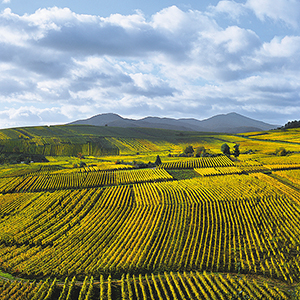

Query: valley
[[0, 125, 300, 299]]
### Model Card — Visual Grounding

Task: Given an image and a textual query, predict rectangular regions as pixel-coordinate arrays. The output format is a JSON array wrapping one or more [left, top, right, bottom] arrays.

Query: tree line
[[281, 120, 300, 129]]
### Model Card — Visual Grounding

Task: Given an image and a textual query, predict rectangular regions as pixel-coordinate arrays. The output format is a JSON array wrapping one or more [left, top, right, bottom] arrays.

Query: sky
[[0, 0, 300, 128]]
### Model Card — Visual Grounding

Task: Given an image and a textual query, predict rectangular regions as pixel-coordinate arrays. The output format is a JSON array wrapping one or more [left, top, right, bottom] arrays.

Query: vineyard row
[[0, 168, 173, 193], [0, 174, 299, 281], [0, 271, 290, 300]]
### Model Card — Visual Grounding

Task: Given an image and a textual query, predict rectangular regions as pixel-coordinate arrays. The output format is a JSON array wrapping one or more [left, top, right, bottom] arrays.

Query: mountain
[[68, 112, 278, 133]]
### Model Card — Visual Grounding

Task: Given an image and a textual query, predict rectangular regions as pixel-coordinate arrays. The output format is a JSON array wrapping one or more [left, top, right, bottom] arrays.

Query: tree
[[282, 120, 300, 129], [233, 144, 240, 158], [221, 143, 230, 156], [275, 147, 287, 156], [79, 161, 86, 168], [195, 146, 206, 157], [184, 145, 194, 155], [155, 155, 162, 165]]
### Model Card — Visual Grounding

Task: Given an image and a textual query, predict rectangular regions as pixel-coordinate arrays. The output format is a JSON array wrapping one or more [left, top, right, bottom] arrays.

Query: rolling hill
[[69, 112, 278, 133], [0, 123, 300, 299], [0, 125, 228, 161]]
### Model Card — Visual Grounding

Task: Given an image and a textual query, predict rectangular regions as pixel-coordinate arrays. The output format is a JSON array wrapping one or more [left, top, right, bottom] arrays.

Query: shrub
[[221, 143, 230, 156], [155, 155, 162, 165], [79, 161, 87, 168], [195, 146, 206, 157], [275, 147, 287, 156], [184, 145, 194, 155]]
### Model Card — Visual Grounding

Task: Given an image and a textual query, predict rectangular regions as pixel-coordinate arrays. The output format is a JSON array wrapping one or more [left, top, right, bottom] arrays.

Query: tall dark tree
[[221, 143, 230, 156], [233, 144, 240, 158], [155, 155, 162, 165]]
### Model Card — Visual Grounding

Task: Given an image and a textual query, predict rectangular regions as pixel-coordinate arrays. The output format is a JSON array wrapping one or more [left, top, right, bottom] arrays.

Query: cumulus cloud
[[246, 0, 300, 28], [261, 36, 300, 58], [0, 106, 68, 128], [0, 4, 299, 127], [208, 1, 246, 20]]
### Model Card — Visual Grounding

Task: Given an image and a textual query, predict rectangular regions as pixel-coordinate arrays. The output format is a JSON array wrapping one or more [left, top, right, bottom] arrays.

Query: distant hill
[[69, 112, 278, 133]]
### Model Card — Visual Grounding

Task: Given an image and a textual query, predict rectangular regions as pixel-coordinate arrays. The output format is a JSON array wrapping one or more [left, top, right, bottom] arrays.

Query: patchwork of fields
[[0, 126, 300, 299]]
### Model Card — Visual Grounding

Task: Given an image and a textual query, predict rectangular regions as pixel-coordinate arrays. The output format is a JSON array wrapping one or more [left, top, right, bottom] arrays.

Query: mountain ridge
[[68, 112, 278, 133]]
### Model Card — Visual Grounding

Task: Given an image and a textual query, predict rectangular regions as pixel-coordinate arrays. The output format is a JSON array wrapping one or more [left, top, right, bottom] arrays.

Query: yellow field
[[0, 127, 300, 299]]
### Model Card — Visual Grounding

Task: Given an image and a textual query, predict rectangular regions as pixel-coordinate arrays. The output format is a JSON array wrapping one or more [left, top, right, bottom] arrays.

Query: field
[[0, 125, 300, 299]]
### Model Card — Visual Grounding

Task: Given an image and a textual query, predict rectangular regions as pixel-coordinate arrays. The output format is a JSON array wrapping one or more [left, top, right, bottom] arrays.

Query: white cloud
[[215, 26, 260, 54], [208, 1, 246, 20], [0, 106, 68, 128], [152, 6, 190, 32], [261, 36, 300, 57], [2, 0, 10, 3], [0, 5, 299, 127], [246, 0, 300, 28]]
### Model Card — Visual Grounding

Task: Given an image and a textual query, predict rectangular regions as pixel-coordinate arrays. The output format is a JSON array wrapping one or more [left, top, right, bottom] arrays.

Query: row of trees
[[221, 143, 240, 158], [182, 144, 240, 159], [182, 146, 207, 157], [281, 120, 300, 129]]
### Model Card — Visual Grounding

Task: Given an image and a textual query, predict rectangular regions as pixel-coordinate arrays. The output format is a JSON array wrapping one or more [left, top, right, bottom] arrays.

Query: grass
[[0, 270, 15, 280], [167, 169, 201, 180]]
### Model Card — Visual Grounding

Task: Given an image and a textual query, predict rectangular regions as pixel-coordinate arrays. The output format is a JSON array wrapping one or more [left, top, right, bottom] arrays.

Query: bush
[[221, 143, 230, 156], [155, 155, 162, 165], [79, 161, 87, 168], [275, 147, 287, 156], [233, 144, 240, 158], [184, 145, 194, 155], [195, 146, 206, 157]]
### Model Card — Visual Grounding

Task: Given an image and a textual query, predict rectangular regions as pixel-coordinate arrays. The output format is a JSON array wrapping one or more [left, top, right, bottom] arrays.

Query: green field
[[0, 125, 300, 299]]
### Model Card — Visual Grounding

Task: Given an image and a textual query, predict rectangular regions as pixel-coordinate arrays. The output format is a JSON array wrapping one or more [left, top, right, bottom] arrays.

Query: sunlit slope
[[0, 272, 291, 299], [1, 127, 300, 299], [0, 124, 240, 156], [1, 125, 300, 157], [0, 172, 300, 282], [239, 128, 300, 143]]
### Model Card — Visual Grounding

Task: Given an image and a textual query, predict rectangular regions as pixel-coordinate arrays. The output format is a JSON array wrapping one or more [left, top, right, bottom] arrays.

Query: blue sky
[[0, 0, 300, 128]]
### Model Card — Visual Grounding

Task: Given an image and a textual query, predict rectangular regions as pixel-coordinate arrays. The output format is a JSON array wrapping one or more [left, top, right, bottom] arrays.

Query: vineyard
[[0, 126, 300, 298], [0, 271, 293, 299], [0, 168, 172, 193]]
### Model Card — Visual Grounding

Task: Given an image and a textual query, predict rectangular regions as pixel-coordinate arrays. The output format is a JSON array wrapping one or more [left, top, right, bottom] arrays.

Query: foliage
[[221, 143, 231, 156], [160, 155, 234, 169], [0, 272, 291, 299], [183, 145, 194, 155], [79, 161, 87, 168], [0, 168, 173, 193], [0, 153, 48, 165], [154, 155, 162, 165], [1, 124, 300, 299], [233, 144, 240, 158], [194, 146, 206, 157], [276, 147, 288, 156], [1, 172, 300, 283], [291, 283, 300, 299], [281, 120, 300, 129], [167, 169, 200, 180], [0, 270, 15, 280]]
